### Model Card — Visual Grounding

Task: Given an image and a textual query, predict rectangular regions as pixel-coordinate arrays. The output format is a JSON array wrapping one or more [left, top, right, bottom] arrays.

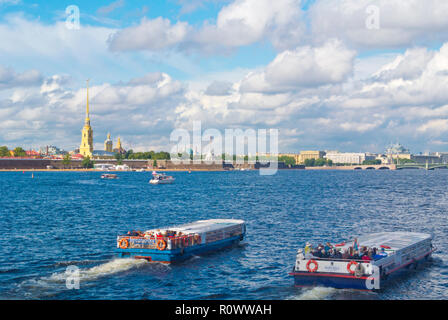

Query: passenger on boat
[[304, 242, 312, 254], [324, 242, 333, 252], [373, 247, 388, 260], [333, 248, 343, 259], [362, 249, 372, 261]]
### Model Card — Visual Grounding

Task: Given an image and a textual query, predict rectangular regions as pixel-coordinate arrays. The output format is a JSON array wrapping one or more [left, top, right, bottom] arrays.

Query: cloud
[[108, 0, 304, 53], [240, 39, 356, 92], [204, 80, 233, 96], [0, 65, 42, 90], [97, 0, 125, 16], [108, 17, 190, 51], [308, 0, 448, 49]]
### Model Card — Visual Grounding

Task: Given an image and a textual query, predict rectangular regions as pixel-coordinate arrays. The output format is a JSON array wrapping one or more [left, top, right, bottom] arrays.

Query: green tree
[[13, 147, 26, 157], [304, 158, 316, 167], [362, 159, 382, 165], [0, 146, 9, 157], [62, 153, 72, 168], [278, 155, 296, 166], [115, 153, 123, 165], [82, 156, 94, 169], [314, 158, 326, 166]]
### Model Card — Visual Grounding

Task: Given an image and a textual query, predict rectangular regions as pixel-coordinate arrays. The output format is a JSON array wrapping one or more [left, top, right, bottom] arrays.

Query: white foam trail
[[48, 258, 148, 283], [289, 287, 337, 300]]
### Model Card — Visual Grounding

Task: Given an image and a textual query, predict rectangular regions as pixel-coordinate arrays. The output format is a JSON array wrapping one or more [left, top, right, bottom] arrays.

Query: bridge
[[396, 163, 448, 170]]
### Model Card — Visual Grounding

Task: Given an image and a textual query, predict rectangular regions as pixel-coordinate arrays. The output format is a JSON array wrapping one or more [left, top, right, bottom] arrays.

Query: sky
[[1, 0, 448, 154]]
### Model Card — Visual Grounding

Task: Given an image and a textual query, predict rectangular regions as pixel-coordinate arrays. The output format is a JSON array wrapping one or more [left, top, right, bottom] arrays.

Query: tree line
[[0, 146, 27, 157]]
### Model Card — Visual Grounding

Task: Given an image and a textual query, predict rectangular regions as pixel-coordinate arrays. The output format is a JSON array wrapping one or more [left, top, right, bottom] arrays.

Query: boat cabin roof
[[341, 232, 431, 251], [146, 219, 245, 235]]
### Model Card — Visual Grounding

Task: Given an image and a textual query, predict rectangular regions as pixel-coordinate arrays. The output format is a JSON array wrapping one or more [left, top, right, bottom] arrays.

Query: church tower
[[104, 133, 113, 152], [79, 80, 93, 157]]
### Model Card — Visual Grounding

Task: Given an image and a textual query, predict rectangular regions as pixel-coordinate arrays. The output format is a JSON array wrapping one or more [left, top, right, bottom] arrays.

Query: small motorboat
[[101, 173, 118, 179], [149, 171, 175, 184]]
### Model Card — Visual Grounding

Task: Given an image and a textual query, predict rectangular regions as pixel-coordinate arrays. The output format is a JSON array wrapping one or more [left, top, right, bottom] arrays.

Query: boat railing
[[304, 257, 375, 263]]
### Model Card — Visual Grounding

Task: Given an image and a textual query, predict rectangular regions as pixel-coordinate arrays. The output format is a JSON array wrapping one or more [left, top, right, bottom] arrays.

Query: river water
[[0, 170, 446, 299]]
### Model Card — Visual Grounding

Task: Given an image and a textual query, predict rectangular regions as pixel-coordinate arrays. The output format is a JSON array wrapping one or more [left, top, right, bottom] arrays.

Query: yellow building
[[297, 151, 325, 164], [113, 137, 125, 154], [278, 153, 300, 164], [104, 133, 113, 152], [79, 80, 93, 157]]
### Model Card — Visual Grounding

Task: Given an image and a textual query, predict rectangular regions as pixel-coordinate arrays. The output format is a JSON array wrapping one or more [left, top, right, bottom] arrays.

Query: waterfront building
[[39, 145, 64, 156], [386, 142, 410, 155], [411, 154, 441, 164], [79, 80, 93, 158], [385, 142, 411, 162], [297, 151, 326, 164], [279, 153, 300, 164], [325, 152, 375, 165], [104, 133, 113, 152]]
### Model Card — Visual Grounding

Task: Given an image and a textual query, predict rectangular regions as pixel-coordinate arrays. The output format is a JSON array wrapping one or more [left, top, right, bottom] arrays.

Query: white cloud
[[241, 39, 356, 92], [108, 17, 190, 51], [309, 0, 448, 49], [108, 0, 304, 53], [0, 65, 42, 89]]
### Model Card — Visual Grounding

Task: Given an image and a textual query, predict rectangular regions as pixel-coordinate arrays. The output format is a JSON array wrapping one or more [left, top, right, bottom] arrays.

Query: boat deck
[[338, 232, 431, 252]]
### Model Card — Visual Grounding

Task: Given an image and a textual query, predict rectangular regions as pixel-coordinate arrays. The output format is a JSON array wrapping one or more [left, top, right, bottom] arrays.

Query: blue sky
[[1, 0, 448, 153]]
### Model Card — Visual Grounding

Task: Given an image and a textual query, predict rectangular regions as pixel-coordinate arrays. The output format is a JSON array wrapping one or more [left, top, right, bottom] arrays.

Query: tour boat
[[101, 173, 118, 179], [149, 171, 175, 184], [289, 232, 435, 291], [116, 219, 246, 264]]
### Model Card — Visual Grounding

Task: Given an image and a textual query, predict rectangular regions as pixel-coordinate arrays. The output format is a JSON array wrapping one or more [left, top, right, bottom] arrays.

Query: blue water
[[0, 170, 447, 300]]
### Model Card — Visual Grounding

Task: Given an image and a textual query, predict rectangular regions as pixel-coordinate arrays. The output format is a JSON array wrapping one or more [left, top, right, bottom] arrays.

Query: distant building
[[297, 151, 326, 164], [113, 137, 125, 154], [411, 154, 441, 164], [279, 153, 300, 164], [104, 133, 113, 152], [386, 142, 410, 155], [39, 145, 64, 156], [325, 152, 374, 165]]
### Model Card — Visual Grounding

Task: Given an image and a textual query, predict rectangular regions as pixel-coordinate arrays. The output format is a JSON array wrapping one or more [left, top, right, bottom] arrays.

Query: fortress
[[78, 80, 124, 158]]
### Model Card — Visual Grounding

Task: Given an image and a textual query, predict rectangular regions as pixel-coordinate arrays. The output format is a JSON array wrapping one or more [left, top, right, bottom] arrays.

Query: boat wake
[[17, 259, 154, 298], [288, 287, 337, 300]]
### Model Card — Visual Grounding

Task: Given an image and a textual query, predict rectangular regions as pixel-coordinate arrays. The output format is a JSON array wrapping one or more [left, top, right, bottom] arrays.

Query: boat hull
[[290, 272, 372, 290], [116, 234, 244, 263]]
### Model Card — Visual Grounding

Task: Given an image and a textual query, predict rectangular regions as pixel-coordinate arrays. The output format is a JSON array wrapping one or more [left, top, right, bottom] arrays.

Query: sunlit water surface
[[0, 170, 446, 300]]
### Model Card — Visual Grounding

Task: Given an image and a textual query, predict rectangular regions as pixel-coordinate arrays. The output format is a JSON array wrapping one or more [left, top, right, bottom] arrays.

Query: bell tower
[[79, 80, 93, 157]]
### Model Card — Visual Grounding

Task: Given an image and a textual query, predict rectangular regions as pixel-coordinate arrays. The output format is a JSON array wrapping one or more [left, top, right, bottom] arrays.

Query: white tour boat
[[149, 171, 175, 184], [290, 232, 435, 290]]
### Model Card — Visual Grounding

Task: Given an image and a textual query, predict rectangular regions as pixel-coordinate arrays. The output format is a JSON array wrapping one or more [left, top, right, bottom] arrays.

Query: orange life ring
[[306, 260, 318, 273], [119, 238, 129, 249], [347, 261, 358, 274], [156, 239, 167, 251]]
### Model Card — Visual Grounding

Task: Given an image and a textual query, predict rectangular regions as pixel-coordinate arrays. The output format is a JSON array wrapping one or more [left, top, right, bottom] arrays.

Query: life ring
[[119, 238, 129, 249], [156, 239, 167, 251], [306, 260, 318, 273], [347, 261, 358, 274]]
